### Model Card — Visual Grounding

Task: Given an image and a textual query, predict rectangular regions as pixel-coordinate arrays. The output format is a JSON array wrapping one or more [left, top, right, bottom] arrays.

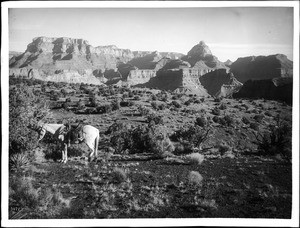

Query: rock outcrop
[[138, 69, 209, 96], [181, 41, 228, 71], [199, 69, 243, 97], [9, 37, 139, 84], [224, 59, 232, 67], [233, 77, 293, 104], [230, 54, 293, 83], [9, 36, 186, 85], [9, 68, 104, 85], [128, 51, 184, 70], [127, 69, 157, 85]]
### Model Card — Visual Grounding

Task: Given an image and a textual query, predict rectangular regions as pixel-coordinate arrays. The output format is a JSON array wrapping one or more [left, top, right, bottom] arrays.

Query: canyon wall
[[230, 54, 293, 83]]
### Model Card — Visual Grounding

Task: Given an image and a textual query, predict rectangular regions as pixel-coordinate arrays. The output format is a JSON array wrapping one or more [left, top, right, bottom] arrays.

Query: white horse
[[30, 123, 99, 163]]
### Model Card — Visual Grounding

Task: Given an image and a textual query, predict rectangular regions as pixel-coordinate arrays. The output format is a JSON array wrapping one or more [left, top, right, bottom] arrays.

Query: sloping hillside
[[233, 77, 293, 104]]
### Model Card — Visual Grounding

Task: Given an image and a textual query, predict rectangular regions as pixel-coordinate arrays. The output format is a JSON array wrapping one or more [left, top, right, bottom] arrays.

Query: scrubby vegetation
[[7, 78, 293, 219]]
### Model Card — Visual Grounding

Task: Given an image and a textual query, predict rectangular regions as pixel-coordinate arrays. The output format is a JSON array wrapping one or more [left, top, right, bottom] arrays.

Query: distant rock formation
[[181, 41, 228, 71], [138, 68, 209, 96], [9, 68, 104, 85], [9, 51, 23, 60], [9, 37, 137, 84], [9, 36, 185, 85], [128, 51, 162, 69], [127, 69, 157, 85], [128, 51, 184, 70], [230, 54, 293, 83], [233, 77, 293, 104], [199, 69, 243, 97], [224, 59, 232, 67]]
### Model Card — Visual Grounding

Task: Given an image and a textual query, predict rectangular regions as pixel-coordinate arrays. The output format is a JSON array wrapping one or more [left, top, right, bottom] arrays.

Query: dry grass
[[186, 153, 205, 165], [188, 171, 203, 186]]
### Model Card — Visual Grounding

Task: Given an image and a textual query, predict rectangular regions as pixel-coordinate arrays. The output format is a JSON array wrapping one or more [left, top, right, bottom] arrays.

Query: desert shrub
[[264, 111, 272, 117], [9, 176, 71, 219], [254, 114, 264, 123], [63, 101, 71, 110], [151, 94, 158, 101], [195, 115, 208, 127], [171, 100, 181, 108], [221, 115, 234, 127], [87, 180, 171, 218], [9, 86, 52, 156], [9, 152, 31, 172], [146, 113, 164, 125], [171, 124, 210, 154], [254, 116, 292, 159], [186, 153, 205, 165], [214, 97, 222, 102], [242, 116, 251, 124], [106, 122, 132, 154], [89, 96, 97, 107], [120, 100, 134, 107], [219, 103, 227, 110], [122, 93, 129, 99], [137, 105, 152, 116], [133, 95, 141, 100], [250, 122, 259, 131], [10, 176, 40, 210], [212, 116, 220, 123], [242, 103, 250, 110], [96, 104, 113, 114], [151, 101, 159, 110], [111, 99, 120, 111], [128, 91, 134, 98], [218, 143, 230, 156], [111, 168, 128, 183], [212, 107, 221, 116], [77, 99, 85, 110], [184, 100, 192, 106], [107, 122, 173, 156], [157, 103, 166, 110], [188, 171, 203, 186]]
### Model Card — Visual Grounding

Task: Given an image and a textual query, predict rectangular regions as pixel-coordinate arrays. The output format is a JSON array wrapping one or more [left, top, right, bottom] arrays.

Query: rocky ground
[[9, 79, 293, 219]]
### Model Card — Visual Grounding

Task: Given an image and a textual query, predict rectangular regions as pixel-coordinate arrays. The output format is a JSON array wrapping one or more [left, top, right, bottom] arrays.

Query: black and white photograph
[[1, 1, 299, 227]]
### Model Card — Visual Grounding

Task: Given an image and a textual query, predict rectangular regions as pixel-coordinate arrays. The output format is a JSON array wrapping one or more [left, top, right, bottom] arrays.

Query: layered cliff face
[[127, 69, 157, 85], [199, 69, 243, 97], [128, 51, 184, 70], [10, 36, 134, 70], [233, 77, 293, 104], [9, 37, 138, 84], [9, 68, 104, 85], [181, 41, 228, 71], [139, 69, 209, 96], [230, 54, 293, 83]]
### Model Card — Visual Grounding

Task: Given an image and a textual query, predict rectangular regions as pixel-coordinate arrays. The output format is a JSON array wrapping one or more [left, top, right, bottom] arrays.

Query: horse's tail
[[94, 131, 100, 157]]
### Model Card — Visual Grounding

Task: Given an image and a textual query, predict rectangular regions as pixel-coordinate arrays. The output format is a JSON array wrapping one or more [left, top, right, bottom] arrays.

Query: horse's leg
[[86, 141, 95, 162], [63, 143, 68, 163], [61, 146, 65, 163], [94, 134, 99, 158]]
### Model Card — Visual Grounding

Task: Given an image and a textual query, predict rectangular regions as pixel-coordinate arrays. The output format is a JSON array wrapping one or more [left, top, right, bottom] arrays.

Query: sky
[[9, 7, 294, 62]]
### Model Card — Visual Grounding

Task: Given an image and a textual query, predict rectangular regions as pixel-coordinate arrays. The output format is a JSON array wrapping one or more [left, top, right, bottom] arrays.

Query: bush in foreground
[[9, 175, 71, 219], [254, 115, 292, 160]]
